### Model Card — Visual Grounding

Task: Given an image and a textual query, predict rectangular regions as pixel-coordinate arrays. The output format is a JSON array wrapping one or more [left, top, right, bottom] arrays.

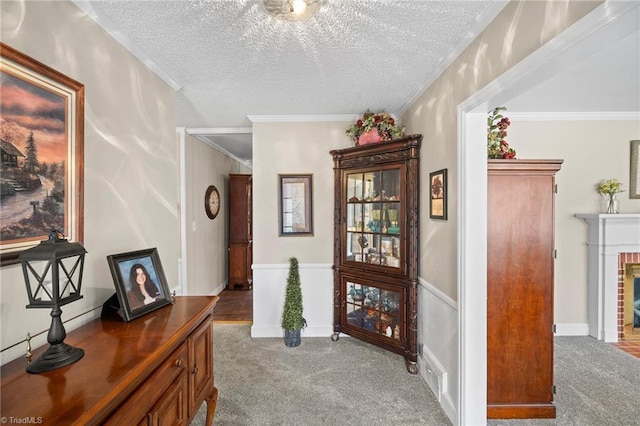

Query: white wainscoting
[[418, 278, 458, 423], [251, 263, 334, 338]]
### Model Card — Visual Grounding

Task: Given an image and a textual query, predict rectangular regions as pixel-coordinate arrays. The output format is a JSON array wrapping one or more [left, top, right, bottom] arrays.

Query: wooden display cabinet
[[330, 135, 421, 374]]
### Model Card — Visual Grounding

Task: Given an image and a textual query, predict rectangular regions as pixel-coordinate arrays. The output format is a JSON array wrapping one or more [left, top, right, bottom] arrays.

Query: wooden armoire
[[487, 159, 562, 419], [228, 174, 252, 290]]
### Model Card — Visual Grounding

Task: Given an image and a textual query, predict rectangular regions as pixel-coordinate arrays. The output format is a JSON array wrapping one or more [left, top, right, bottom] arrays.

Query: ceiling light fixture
[[262, 0, 323, 22]]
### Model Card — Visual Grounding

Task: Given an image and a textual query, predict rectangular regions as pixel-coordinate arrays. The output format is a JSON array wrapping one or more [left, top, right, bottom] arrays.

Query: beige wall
[[0, 0, 179, 363], [401, 0, 602, 301], [252, 121, 350, 265], [400, 1, 603, 419], [0, 0, 621, 421], [183, 133, 251, 295], [250, 120, 351, 338], [508, 119, 640, 325]]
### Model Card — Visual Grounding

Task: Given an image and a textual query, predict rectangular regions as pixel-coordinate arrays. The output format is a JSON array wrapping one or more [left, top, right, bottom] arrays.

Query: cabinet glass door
[[345, 168, 401, 268], [344, 280, 403, 341]]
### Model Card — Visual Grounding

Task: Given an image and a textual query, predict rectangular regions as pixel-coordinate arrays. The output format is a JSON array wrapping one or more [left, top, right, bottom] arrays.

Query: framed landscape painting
[[0, 43, 84, 266]]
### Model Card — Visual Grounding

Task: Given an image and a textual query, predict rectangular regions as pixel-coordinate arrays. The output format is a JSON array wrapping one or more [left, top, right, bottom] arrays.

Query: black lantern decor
[[20, 230, 87, 374]]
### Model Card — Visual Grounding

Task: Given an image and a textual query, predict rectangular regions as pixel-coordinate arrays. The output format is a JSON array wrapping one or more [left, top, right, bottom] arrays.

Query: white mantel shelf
[[575, 213, 640, 342]]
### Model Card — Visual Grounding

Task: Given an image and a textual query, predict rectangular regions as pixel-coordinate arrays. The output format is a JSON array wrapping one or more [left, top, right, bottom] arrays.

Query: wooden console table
[[1, 296, 219, 425]]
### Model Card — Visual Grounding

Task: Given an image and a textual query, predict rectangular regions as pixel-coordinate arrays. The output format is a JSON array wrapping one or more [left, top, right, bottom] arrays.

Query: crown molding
[[460, 0, 640, 115], [186, 127, 253, 135], [190, 134, 252, 168], [507, 111, 640, 121], [71, 0, 182, 91], [247, 114, 359, 123]]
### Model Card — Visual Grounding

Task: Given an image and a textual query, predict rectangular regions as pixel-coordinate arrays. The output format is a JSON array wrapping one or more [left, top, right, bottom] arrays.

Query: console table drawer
[[105, 342, 188, 425]]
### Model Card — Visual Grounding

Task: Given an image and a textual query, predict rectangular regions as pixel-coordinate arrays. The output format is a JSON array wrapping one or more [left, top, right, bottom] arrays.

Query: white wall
[[508, 118, 640, 331], [0, 0, 179, 364]]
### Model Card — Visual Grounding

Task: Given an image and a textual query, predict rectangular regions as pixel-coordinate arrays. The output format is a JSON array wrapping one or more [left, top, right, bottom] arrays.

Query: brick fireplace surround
[[576, 214, 640, 342], [618, 252, 640, 339]]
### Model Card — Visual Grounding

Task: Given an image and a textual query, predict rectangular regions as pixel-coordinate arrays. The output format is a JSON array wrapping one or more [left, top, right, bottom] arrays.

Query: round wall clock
[[204, 185, 220, 219]]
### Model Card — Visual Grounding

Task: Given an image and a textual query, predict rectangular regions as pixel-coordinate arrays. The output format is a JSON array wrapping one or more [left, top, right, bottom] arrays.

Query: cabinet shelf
[[330, 135, 421, 374]]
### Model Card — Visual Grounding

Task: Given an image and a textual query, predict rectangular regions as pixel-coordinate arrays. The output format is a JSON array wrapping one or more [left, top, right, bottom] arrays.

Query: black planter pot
[[284, 329, 301, 347]]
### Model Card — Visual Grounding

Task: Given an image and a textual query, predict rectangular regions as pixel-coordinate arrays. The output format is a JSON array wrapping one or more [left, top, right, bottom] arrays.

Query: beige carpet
[[194, 324, 450, 425], [195, 326, 640, 425]]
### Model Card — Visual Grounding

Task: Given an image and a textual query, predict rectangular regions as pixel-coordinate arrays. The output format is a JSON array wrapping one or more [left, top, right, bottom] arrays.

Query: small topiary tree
[[281, 257, 306, 346]]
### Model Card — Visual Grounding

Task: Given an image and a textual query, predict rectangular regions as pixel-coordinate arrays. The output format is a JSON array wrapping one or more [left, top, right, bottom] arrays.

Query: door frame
[[457, 2, 639, 424]]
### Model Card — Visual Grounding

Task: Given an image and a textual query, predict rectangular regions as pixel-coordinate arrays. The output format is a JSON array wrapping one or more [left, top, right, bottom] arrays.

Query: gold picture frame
[[0, 43, 84, 266]]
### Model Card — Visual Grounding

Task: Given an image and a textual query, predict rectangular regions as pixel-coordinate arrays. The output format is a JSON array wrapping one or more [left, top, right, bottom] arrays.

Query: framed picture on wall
[[630, 140, 640, 199], [107, 248, 173, 322], [0, 42, 84, 266], [429, 169, 447, 220], [279, 174, 313, 236]]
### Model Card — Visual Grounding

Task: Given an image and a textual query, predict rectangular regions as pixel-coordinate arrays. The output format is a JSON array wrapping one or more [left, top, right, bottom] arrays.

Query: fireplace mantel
[[575, 214, 640, 342]]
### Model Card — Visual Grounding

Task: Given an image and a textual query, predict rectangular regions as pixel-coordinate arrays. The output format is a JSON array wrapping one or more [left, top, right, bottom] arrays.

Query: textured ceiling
[[73, 1, 504, 123], [76, 0, 506, 128], [73, 1, 639, 165]]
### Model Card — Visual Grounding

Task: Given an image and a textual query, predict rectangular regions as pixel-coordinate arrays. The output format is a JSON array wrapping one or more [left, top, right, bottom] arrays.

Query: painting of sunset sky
[[1, 65, 69, 247]]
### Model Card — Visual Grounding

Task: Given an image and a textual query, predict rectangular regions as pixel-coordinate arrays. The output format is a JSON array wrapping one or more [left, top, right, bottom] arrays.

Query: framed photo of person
[[107, 248, 172, 322], [429, 169, 447, 220]]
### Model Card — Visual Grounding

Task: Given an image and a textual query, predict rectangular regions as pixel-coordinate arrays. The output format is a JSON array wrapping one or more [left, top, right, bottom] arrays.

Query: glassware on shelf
[[348, 283, 365, 302], [346, 281, 404, 340], [387, 209, 399, 234], [366, 287, 380, 303]]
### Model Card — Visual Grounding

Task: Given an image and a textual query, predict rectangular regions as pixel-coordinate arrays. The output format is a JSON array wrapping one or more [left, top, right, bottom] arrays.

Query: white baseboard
[[212, 281, 226, 296], [440, 391, 456, 424], [555, 322, 589, 336]]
